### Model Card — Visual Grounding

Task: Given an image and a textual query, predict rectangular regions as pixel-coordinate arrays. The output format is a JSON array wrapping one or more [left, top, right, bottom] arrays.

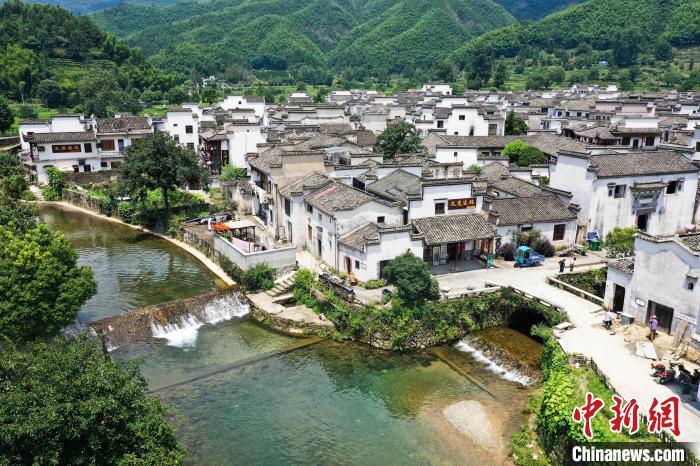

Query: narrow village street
[[436, 256, 700, 451]]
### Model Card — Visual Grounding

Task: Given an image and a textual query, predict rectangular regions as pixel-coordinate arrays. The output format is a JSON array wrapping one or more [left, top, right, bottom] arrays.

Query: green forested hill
[[330, 0, 514, 76], [492, 0, 583, 20], [453, 0, 700, 70], [0, 0, 176, 110], [21, 0, 185, 15], [92, 0, 515, 79]]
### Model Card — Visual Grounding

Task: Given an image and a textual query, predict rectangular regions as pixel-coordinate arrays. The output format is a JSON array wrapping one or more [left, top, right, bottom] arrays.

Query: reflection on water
[[37, 205, 219, 322]]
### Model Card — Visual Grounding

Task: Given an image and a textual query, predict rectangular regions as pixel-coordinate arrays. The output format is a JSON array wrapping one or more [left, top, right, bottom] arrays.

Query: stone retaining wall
[[249, 304, 333, 337]]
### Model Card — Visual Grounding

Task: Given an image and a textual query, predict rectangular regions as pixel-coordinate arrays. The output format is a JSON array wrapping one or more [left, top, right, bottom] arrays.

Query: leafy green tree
[[383, 251, 439, 306], [548, 66, 566, 84], [1, 175, 27, 199], [492, 61, 509, 88], [120, 132, 208, 211], [165, 85, 189, 104], [242, 263, 275, 292], [505, 111, 528, 135], [17, 104, 37, 120], [0, 336, 184, 465], [219, 164, 247, 181], [0, 97, 13, 134], [525, 68, 550, 90], [373, 122, 423, 159], [0, 199, 38, 233], [612, 28, 642, 67], [662, 69, 682, 87], [435, 60, 456, 82], [519, 146, 546, 166], [502, 140, 545, 167], [77, 69, 140, 117], [605, 226, 637, 257], [140, 89, 163, 106], [0, 152, 21, 178], [0, 222, 96, 341], [35, 79, 63, 108], [654, 38, 673, 61], [314, 87, 329, 103]]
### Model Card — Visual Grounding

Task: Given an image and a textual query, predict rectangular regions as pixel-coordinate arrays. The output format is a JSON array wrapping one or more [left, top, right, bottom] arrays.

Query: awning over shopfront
[[412, 213, 497, 245]]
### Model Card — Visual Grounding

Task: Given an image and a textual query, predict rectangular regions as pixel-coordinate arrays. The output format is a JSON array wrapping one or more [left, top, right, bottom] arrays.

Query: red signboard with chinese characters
[[448, 198, 476, 210]]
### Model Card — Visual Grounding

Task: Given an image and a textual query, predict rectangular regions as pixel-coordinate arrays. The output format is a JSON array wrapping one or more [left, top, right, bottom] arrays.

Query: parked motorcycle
[[650, 363, 676, 384]]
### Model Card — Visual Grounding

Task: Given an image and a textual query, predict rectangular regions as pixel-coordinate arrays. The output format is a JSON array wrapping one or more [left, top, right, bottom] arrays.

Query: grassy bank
[[511, 337, 659, 465]]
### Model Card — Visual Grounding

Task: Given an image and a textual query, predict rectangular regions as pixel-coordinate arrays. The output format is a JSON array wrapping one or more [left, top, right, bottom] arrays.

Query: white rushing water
[[455, 340, 532, 386], [150, 292, 250, 349]]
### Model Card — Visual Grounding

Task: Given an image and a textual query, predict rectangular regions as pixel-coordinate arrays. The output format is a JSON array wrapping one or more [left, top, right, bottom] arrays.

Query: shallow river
[[42, 205, 540, 465], [38, 205, 220, 322]]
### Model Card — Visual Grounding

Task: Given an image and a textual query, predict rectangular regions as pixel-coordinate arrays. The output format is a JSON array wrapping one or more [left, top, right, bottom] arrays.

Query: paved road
[[436, 256, 700, 450]]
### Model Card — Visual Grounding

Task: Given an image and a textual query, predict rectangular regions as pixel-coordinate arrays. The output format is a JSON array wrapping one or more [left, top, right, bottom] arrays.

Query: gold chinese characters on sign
[[448, 198, 476, 210]]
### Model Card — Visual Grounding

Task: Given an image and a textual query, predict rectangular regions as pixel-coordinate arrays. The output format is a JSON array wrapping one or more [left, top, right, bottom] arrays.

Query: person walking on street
[[649, 315, 659, 341], [569, 257, 576, 272], [603, 310, 613, 330], [559, 258, 565, 274]]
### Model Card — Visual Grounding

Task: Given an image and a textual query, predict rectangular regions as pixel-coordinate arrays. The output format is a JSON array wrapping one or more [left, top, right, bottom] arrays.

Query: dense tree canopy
[[120, 132, 208, 211], [502, 140, 546, 167], [0, 0, 177, 104], [373, 122, 423, 159], [0, 336, 185, 465], [383, 251, 440, 306], [605, 226, 637, 257], [505, 111, 528, 135], [0, 217, 96, 342], [0, 97, 13, 134]]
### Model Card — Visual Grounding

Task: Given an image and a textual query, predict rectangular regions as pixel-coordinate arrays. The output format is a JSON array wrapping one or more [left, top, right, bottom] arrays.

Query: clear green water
[[37, 205, 220, 323], [41, 206, 535, 465], [113, 321, 531, 466]]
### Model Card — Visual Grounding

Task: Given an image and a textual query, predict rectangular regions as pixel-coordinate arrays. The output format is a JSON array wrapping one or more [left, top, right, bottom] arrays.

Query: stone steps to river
[[266, 273, 296, 297]]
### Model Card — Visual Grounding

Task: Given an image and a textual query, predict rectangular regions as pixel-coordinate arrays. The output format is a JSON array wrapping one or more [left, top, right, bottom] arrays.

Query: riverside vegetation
[[511, 333, 660, 465], [291, 252, 566, 350], [0, 152, 185, 464]]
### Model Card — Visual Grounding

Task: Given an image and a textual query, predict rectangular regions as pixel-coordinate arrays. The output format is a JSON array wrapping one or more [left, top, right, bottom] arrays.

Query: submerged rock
[[443, 400, 503, 451]]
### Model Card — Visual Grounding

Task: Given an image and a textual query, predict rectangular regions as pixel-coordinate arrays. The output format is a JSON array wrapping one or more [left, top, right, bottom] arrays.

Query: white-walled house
[[304, 181, 403, 270], [161, 108, 199, 150], [549, 150, 698, 238], [604, 233, 700, 338], [94, 116, 153, 170], [278, 171, 331, 249], [406, 178, 483, 220], [339, 223, 423, 281], [487, 195, 578, 246], [24, 131, 98, 183]]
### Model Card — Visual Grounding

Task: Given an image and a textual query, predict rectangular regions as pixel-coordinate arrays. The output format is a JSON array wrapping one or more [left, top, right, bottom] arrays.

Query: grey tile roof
[[339, 223, 380, 251], [412, 214, 496, 245], [24, 131, 96, 144], [609, 257, 635, 274], [490, 176, 545, 197], [589, 151, 698, 178], [490, 195, 577, 225], [278, 171, 331, 197], [96, 117, 151, 133], [430, 133, 588, 156], [305, 181, 377, 213], [678, 234, 700, 253], [366, 169, 421, 203]]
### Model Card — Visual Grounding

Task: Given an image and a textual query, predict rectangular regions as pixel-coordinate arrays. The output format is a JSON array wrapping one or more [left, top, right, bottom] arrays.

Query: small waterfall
[[455, 340, 532, 386], [201, 293, 250, 324], [149, 291, 251, 349], [151, 315, 204, 349]]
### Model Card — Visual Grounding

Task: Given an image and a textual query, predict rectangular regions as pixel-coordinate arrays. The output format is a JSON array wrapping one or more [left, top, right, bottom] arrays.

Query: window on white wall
[[553, 224, 566, 241], [434, 202, 446, 215]]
